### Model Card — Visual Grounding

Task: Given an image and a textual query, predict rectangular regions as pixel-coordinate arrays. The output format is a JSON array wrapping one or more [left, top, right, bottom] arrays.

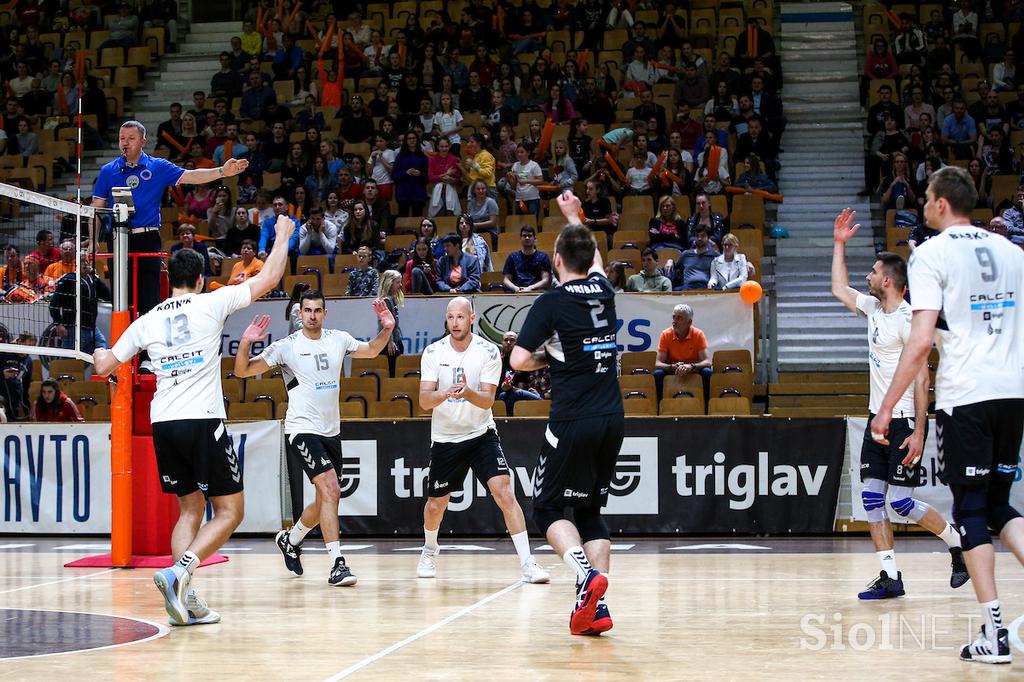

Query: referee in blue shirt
[[91, 120, 249, 316]]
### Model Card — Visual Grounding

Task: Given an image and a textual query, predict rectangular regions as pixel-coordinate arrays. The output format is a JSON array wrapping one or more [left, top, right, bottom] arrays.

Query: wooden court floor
[[2, 538, 1024, 680]]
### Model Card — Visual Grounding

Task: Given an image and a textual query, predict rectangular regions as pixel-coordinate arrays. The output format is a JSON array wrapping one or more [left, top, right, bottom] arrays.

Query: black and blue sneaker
[[275, 529, 303, 576], [950, 547, 970, 589], [858, 570, 905, 599]]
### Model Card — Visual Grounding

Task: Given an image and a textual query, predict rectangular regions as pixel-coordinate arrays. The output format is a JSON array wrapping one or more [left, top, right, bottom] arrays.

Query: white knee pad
[[861, 478, 887, 523], [887, 485, 928, 523]]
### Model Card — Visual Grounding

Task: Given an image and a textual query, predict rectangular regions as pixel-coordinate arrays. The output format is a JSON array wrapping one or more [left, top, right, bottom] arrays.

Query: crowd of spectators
[[861, 1, 1024, 247], [147, 0, 781, 296]]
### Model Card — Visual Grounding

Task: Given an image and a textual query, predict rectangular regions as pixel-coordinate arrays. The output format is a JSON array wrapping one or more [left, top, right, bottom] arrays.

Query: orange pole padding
[[534, 118, 555, 162], [724, 185, 784, 203], [109, 310, 134, 567], [646, 150, 667, 184], [282, 2, 301, 32], [160, 130, 187, 154], [603, 151, 629, 184]]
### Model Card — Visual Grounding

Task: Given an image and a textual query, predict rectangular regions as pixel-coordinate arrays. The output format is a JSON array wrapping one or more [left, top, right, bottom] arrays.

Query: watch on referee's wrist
[[218, 165, 224, 177]]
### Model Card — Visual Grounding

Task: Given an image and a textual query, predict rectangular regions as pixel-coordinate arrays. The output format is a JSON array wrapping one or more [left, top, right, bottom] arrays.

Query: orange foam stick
[[536, 184, 561, 192], [282, 2, 300, 32], [646, 150, 667, 183], [724, 186, 784, 203], [306, 21, 321, 48], [169, 186, 185, 206], [319, 23, 334, 56], [161, 130, 187, 154], [257, 7, 264, 29], [577, 49, 590, 73], [534, 118, 555, 162], [603, 152, 628, 184], [276, 0, 283, 21]]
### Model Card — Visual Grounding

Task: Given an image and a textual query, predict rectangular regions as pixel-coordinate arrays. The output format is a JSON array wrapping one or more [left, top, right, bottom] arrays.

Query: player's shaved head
[[447, 296, 473, 316]]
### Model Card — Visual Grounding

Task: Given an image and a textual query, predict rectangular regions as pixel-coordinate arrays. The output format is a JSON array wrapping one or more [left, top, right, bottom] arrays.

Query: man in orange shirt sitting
[[44, 240, 77, 281], [210, 240, 263, 290], [20, 255, 54, 295], [654, 303, 713, 402]]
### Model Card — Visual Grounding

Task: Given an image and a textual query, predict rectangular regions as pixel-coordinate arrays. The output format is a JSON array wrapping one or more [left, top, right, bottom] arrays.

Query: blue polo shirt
[[941, 113, 977, 143], [92, 152, 186, 229], [259, 214, 301, 254]]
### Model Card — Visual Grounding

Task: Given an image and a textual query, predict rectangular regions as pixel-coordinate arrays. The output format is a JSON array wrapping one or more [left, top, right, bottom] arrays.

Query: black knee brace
[[574, 506, 610, 543], [986, 475, 1022, 533], [952, 484, 992, 551], [533, 505, 568, 536]]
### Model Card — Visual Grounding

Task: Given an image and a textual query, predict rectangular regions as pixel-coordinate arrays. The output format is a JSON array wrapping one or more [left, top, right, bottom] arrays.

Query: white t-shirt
[[512, 160, 542, 201], [420, 333, 501, 443], [258, 328, 361, 436], [908, 225, 1024, 410], [856, 293, 915, 415], [431, 110, 464, 145], [112, 285, 252, 423], [370, 148, 396, 185]]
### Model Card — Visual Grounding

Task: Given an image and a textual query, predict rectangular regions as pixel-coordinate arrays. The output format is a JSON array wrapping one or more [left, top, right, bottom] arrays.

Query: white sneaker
[[170, 588, 221, 626], [960, 625, 1011, 664], [417, 547, 439, 578], [521, 556, 550, 584]]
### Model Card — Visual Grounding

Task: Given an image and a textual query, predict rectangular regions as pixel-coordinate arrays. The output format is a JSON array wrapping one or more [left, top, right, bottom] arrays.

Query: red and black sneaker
[[578, 599, 613, 636], [569, 569, 608, 635]]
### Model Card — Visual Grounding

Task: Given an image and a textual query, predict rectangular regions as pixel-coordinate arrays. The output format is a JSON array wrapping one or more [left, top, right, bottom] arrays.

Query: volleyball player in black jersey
[[511, 192, 625, 636]]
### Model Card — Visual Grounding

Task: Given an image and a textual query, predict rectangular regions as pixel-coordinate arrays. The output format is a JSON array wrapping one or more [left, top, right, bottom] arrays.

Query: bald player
[[416, 297, 550, 584]]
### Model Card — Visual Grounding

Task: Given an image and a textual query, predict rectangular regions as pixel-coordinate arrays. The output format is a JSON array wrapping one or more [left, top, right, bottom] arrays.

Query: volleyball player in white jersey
[[92, 215, 296, 626], [233, 290, 395, 586], [873, 166, 1024, 664], [832, 209, 967, 600], [416, 297, 549, 584]]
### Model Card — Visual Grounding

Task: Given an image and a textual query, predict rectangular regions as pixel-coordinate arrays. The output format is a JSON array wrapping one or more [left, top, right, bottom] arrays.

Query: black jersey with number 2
[[516, 272, 624, 422]]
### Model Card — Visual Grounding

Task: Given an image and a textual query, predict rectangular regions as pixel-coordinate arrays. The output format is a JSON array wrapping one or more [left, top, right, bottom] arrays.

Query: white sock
[[938, 523, 962, 548], [877, 549, 898, 580], [289, 520, 312, 546], [982, 599, 1003, 635], [510, 531, 532, 565], [326, 541, 342, 561], [563, 546, 593, 584], [174, 550, 199, 578], [424, 527, 439, 551]]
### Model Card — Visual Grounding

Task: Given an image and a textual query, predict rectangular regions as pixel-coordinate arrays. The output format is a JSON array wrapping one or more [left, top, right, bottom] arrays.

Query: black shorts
[[861, 413, 927, 486], [286, 433, 343, 482], [151, 418, 242, 498], [936, 399, 1024, 486], [533, 414, 625, 509], [427, 429, 509, 497]]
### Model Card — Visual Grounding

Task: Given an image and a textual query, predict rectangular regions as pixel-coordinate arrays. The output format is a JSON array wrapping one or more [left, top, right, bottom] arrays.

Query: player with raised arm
[[416, 296, 550, 585], [872, 166, 1024, 665], [510, 191, 623, 636], [92, 214, 296, 626], [233, 292, 395, 586], [831, 208, 968, 599]]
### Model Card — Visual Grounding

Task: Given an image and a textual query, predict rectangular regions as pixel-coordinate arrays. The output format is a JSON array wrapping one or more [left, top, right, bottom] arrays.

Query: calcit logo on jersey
[[314, 381, 338, 391], [583, 334, 616, 352], [160, 350, 203, 375], [970, 291, 1016, 311]]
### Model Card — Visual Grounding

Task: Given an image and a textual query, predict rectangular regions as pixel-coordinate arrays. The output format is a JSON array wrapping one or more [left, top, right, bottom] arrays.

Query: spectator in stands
[[50, 254, 109, 353], [7, 62, 32, 99], [976, 90, 1010, 140], [748, 75, 785, 141], [44, 240, 76, 281], [670, 224, 718, 290], [498, 330, 544, 412], [994, 50, 1016, 92], [903, 86, 935, 131], [625, 247, 671, 292], [240, 70, 274, 120], [344, 246, 379, 297], [210, 52, 241, 99], [100, 3, 139, 51], [1001, 184, 1024, 234], [224, 208, 260, 256], [908, 219, 939, 251], [733, 154, 775, 193], [30, 230, 60, 271], [893, 13, 927, 66], [362, 180, 392, 238], [257, 195, 301, 260], [647, 195, 687, 251], [212, 239, 262, 290], [688, 192, 728, 246], [0, 244, 23, 289], [212, 123, 246, 166], [427, 138, 462, 217], [979, 127, 1014, 176], [303, 155, 336, 203], [708, 233, 754, 290], [435, 233, 481, 293], [298, 206, 337, 259], [502, 225, 551, 293], [19, 256, 52, 295], [0, 328, 29, 420], [240, 20, 262, 56], [653, 303, 713, 402], [155, 102, 184, 150], [735, 17, 777, 72], [32, 379, 83, 423], [467, 179, 500, 236], [171, 225, 212, 276], [580, 178, 615, 248], [405, 237, 437, 294], [734, 117, 777, 178], [457, 213, 491, 272], [603, 260, 626, 293], [392, 131, 429, 217], [508, 143, 544, 216], [345, 199, 381, 254], [694, 133, 730, 195], [862, 37, 898, 104], [15, 118, 37, 157], [866, 114, 910, 193], [951, 0, 980, 60], [271, 33, 303, 81], [575, 77, 615, 128], [674, 62, 709, 109], [940, 100, 977, 160]]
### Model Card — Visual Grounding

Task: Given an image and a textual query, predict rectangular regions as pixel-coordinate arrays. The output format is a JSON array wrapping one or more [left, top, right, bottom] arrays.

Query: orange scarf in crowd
[[707, 145, 722, 180], [747, 25, 758, 57]]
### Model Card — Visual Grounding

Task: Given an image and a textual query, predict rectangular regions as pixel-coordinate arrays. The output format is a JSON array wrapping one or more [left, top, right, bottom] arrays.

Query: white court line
[[0, 544, 35, 550], [0, 568, 118, 595], [1009, 613, 1024, 655], [0, 607, 169, 661], [53, 544, 111, 551], [324, 581, 524, 680]]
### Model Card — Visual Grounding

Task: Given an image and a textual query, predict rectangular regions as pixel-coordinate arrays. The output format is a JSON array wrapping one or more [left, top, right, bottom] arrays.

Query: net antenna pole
[[75, 88, 83, 357], [109, 186, 136, 568]]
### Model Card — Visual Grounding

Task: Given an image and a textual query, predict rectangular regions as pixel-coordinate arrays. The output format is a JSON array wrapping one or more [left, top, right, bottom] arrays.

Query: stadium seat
[[228, 402, 273, 421], [664, 374, 704, 403], [710, 372, 754, 399], [394, 354, 422, 378], [513, 400, 551, 417], [481, 271, 507, 291], [712, 349, 753, 373], [707, 396, 752, 415], [619, 374, 656, 396], [340, 401, 365, 419], [660, 396, 705, 416], [369, 401, 412, 419], [620, 351, 656, 375], [244, 378, 287, 405]]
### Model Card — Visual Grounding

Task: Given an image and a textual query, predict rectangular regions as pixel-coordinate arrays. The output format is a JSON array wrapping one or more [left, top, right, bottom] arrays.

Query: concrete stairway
[[774, 2, 875, 372], [53, 21, 237, 199]]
